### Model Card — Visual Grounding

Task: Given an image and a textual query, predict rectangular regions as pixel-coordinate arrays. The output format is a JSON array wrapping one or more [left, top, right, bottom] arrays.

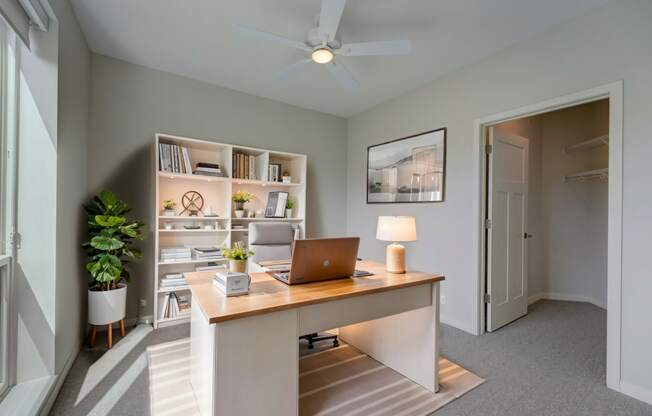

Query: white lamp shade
[[376, 216, 417, 242]]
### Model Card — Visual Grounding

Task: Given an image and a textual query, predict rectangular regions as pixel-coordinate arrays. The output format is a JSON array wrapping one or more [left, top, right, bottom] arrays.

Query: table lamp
[[376, 216, 417, 274]]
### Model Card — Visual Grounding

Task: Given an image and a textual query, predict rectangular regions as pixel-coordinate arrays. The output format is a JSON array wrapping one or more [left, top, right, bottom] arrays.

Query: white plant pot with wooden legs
[[88, 285, 127, 349], [89, 284, 127, 324]]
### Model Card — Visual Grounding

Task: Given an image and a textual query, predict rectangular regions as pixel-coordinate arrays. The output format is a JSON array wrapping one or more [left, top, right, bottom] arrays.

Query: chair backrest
[[248, 222, 294, 264]]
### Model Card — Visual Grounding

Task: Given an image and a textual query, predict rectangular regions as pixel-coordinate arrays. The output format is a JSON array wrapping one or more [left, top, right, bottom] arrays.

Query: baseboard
[[441, 315, 477, 335], [37, 339, 81, 415], [528, 292, 606, 310], [619, 380, 652, 406], [90, 316, 148, 332]]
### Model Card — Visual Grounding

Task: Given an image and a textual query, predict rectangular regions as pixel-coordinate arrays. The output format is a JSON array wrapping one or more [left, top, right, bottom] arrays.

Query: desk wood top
[[185, 260, 444, 324]]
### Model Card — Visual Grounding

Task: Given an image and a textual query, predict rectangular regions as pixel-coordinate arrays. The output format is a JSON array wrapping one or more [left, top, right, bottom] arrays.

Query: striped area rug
[[147, 340, 484, 416]]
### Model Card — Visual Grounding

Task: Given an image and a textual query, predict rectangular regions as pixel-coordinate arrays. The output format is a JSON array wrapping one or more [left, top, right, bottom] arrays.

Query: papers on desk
[[257, 259, 292, 273]]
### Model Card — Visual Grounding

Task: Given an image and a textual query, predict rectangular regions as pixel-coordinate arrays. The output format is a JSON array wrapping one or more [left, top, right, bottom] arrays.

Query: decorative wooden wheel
[[180, 190, 204, 216]]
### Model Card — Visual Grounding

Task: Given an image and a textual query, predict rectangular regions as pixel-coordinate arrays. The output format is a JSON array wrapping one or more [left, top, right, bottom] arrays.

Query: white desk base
[[190, 282, 440, 416]]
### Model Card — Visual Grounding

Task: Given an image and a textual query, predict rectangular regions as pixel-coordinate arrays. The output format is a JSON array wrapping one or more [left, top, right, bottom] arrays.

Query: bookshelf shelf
[[158, 313, 191, 324], [157, 286, 191, 293], [157, 229, 230, 233], [153, 133, 307, 329], [157, 216, 229, 220], [158, 171, 230, 183], [157, 258, 228, 266]]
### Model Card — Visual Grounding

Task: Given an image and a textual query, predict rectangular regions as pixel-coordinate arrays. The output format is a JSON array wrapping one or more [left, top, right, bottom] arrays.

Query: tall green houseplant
[[83, 191, 145, 291]]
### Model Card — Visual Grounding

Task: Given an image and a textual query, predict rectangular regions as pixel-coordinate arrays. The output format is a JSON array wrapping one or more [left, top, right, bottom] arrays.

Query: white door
[[487, 128, 529, 332]]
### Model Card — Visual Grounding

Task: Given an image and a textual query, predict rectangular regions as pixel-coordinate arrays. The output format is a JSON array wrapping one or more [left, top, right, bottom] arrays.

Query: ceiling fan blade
[[326, 60, 358, 89], [338, 40, 412, 56], [233, 23, 310, 52], [274, 59, 312, 84], [318, 0, 346, 42]]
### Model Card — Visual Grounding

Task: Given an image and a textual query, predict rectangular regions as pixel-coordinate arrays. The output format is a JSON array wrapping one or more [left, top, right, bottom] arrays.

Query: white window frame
[[0, 18, 19, 401]]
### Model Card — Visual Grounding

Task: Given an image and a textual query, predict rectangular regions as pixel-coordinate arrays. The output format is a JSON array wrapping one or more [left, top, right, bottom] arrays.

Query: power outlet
[[440, 295, 446, 305]]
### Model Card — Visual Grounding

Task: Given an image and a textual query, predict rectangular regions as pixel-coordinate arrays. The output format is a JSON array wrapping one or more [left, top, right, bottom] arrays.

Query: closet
[[492, 98, 609, 324]]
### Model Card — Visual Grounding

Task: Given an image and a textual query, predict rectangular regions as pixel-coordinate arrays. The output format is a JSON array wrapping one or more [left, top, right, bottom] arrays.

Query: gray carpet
[[50, 300, 652, 416]]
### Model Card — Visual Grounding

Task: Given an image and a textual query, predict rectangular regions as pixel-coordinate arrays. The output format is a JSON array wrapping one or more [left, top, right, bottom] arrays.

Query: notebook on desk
[[259, 238, 360, 285]]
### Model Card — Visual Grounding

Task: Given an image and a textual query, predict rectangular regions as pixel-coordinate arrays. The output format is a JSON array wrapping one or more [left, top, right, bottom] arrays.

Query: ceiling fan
[[233, 0, 412, 89]]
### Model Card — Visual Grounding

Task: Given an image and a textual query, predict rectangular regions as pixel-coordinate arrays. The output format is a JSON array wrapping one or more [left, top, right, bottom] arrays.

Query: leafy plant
[[285, 198, 295, 209], [83, 191, 145, 291], [232, 191, 254, 204], [162, 199, 176, 210], [221, 241, 254, 261]]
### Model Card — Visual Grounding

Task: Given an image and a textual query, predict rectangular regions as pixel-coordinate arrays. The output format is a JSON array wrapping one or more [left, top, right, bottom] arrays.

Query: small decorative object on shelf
[[265, 191, 289, 218], [162, 199, 176, 216], [221, 241, 254, 273], [184, 224, 201, 230], [83, 191, 145, 348], [285, 197, 295, 218], [282, 170, 292, 184], [232, 191, 254, 218], [163, 222, 174, 230], [269, 163, 281, 182], [181, 190, 204, 216], [203, 205, 219, 217]]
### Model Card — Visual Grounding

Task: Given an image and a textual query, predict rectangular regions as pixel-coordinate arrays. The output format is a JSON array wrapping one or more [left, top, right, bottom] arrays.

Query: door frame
[[471, 81, 623, 390]]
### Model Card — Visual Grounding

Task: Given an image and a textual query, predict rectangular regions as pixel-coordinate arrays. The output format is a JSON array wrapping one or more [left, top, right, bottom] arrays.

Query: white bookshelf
[[153, 133, 307, 328]]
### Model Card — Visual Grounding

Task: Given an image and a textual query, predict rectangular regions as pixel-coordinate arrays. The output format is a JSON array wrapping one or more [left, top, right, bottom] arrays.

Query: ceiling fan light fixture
[[311, 48, 334, 64]]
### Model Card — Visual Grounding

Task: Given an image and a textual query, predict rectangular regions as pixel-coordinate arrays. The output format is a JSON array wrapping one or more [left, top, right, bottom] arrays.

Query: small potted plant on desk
[[83, 191, 145, 348], [232, 191, 253, 218], [285, 198, 295, 218], [221, 241, 254, 273]]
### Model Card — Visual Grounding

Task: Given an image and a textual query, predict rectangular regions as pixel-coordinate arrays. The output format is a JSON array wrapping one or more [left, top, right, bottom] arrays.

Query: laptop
[[263, 237, 360, 285]]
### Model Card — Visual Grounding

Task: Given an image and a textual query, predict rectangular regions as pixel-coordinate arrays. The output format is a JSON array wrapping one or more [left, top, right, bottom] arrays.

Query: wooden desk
[[187, 260, 444, 416]]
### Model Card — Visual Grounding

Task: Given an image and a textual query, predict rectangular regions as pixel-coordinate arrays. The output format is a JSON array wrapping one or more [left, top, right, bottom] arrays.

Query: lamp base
[[386, 243, 406, 274]]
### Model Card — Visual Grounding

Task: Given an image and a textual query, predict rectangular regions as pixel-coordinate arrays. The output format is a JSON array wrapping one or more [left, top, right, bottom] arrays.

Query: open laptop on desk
[[259, 237, 360, 284]]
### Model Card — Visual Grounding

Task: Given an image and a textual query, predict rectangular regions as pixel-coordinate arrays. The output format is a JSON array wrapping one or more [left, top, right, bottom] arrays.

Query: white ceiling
[[70, 0, 608, 117]]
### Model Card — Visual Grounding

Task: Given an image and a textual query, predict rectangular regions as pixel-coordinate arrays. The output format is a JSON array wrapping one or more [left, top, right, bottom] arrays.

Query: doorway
[[472, 82, 623, 390]]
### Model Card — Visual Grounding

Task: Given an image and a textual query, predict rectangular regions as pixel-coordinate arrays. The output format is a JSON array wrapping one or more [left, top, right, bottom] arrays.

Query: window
[[0, 17, 18, 400]]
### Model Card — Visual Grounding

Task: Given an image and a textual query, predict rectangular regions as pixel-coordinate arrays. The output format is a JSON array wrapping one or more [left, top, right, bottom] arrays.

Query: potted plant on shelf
[[221, 241, 254, 273], [162, 199, 176, 216], [285, 198, 295, 218], [282, 170, 292, 184], [232, 191, 254, 218], [83, 191, 145, 332]]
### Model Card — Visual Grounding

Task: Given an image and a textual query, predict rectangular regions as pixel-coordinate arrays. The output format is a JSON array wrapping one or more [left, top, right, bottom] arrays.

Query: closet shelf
[[564, 135, 609, 153], [564, 168, 608, 183]]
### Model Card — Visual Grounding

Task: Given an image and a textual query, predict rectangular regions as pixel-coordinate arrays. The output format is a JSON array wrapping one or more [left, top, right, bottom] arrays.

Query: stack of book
[[159, 273, 187, 289], [232, 152, 257, 180], [159, 292, 190, 319], [193, 162, 226, 177], [159, 143, 192, 174], [160, 247, 192, 263], [192, 246, 223, 261]]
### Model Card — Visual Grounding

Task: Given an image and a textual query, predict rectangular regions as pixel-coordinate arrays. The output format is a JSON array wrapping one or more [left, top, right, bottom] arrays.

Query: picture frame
[[367, 128, 446, 203], [268, 163, 281, 182], [265, 191, 289, 218]]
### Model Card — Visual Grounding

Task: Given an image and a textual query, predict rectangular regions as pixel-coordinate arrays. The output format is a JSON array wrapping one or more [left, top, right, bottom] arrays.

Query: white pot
[[285, 208, 293, 218], [235, 210, 245, 218], [162, 209, 176, 216], [88, 285, 127, 325]]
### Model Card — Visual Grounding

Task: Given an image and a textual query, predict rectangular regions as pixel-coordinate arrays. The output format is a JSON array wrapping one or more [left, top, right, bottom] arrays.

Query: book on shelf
[[159, 292, 190, 319], [231, 151, 259, 180], [158, 143, 192, 174], [195, 263, 225, 272], [160, 246, 192, 262]]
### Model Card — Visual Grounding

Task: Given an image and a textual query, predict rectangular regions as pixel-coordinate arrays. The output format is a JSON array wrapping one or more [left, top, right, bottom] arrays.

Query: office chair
[[248, 222, 338, 349]]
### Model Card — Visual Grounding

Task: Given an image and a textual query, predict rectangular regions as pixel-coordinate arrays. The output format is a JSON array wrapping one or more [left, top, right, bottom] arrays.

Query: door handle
[[524, 233, 533, 239]]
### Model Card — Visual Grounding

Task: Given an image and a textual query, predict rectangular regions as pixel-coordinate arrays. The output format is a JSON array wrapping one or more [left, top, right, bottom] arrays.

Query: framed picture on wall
[[367, 128, 446, 203]]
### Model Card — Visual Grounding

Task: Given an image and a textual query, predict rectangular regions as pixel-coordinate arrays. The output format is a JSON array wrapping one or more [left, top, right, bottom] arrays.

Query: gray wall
[[346, 0, 652, 395], [53, 0, 91, 373], [88, 54, 347, 320]]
